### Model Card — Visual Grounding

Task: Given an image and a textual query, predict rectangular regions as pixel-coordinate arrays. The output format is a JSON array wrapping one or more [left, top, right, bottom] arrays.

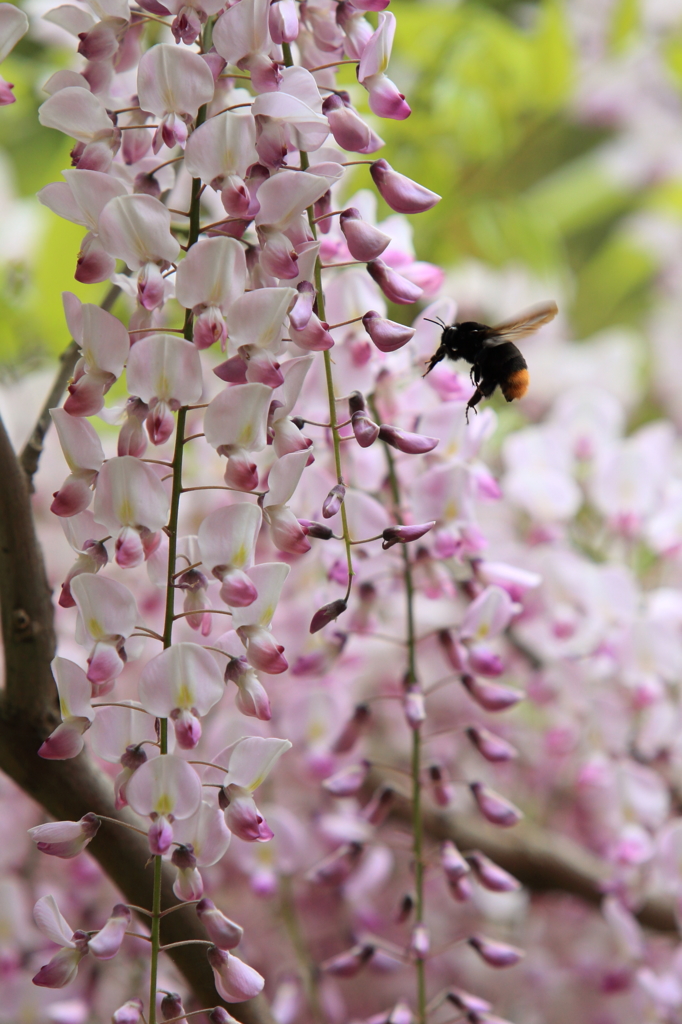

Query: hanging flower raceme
[[357, 13, 411, 120], [126, 334, 203, 444], [50, 408, 105, 517], [98, 194, 180, 310], [126, 753, 203, 854], [217, 735, 292, 841], [197, 502, 263, 607], [38, 658, 95, 760], [62, 293, 130, 415], [139, 642, 225, 749], [32, 896, 130, 988], [137, 44, 215, 152], [175, 237, 247, 351], [204, 381, 273, 490], [93, 455, 170, 567], [70, 573, 138, 688], [230, 562, 291, 673]]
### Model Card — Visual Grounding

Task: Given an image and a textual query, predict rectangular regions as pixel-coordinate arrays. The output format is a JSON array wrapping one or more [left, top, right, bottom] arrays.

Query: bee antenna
[[423, 317, 446, 329]]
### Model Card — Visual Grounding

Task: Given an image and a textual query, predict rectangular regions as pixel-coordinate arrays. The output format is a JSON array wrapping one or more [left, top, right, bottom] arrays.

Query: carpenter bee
[[423, 301, 558, 420]]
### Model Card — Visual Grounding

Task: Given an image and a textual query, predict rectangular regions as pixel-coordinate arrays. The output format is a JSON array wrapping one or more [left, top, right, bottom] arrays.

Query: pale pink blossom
[[357, 13, 411, 120], [197, 502, 262, 606], [262, 449, 311, 554], [58, 510, 109, 607], [32, 896, 90, 989], [0, 4, 29, 63], [173, 801, 232, 867], [231, 562, 290, 673], [137, 44, 215, 152], [38, 658, 95, 759], [98, 194, 180, 272], [212, 0, 281, 94], [62, 293, 130, 415], [93, 456, 169, 567], [28, 813, 100, 859], [252, 67, 329, 165], [126, 754, 203, 853], [175, 237, 247, 350], [196, 899, 243, 949], [139, 643, 225, 749], [184, 110, 258, 207], [50, 409, 105, 517], [204, 382, 272, 490], [126, 334, 203, 443], [87, 904, 131, 960], [219, 735, 292, 841], [70, 573, 137, 686], [207, 947, 265, 1002]]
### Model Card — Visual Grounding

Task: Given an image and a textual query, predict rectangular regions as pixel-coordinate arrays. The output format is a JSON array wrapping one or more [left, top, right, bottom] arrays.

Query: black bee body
[[423, 302, 558, 421]]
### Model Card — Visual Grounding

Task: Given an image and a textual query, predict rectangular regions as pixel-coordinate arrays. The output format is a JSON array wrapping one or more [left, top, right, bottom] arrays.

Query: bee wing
[[487, 301, 558, 344]]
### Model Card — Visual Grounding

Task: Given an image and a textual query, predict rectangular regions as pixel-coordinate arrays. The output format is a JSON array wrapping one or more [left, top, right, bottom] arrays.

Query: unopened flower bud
[[209, 1010, 239, 1024], [396, 893, 414, 923], [465, 726, 518, 763], [197, 898, 244, 950], [469, 648, 504, 677], [299, 519, 334, 540], [352, 411, 380, 447], [378, 424, 439, 455], [307, 841, 364, 885], [403, 685, 425, 729], [361, 784, 394, 826], [332, 702, 370, 753], [467, 934, 525, 968], [171, 844, 197, 871], [160, 993, 186, 1022], [388, 1003, 413, 1024], [427, 764, 453, 807], [370, 159, 441, 214], [310, 599, 347, 634], [446, 989, 492, 1014], [460, 674, 523, 712], [320, 943, 375, 977], [340, 208, 391, 261], [121, 743, 148, 771], [348, 391, 368, 416], [382, 521, 436, 549], [470, 782, 523, 828], [466, 852, 521, 893], [113, 999, 144, 1024], [440, 840, 470, 885], [367, 258, 423, 304], [323, 760, 370, 797], [323, 483, 346, 519], [207, 946, 264, 1002], [363, 310, 415, 352], [134, 171, 161, 198], [410, 923, 430, 959]]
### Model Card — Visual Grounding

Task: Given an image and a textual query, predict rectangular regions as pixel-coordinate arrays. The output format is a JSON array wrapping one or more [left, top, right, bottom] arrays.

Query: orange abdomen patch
[[502, 368, 529, 401]]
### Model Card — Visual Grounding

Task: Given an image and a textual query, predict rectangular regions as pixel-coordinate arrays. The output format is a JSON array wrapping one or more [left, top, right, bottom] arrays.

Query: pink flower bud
[[221, 785, 275, 842], [88, 903, 130, 960], [323, 483, 346, 519], [362, 310, 415, 352], [113, 999, 144, 1024], [441, 840, 470, 885], [340, 208, 391, 261], [466, 852, 521, 893], [382, 521, 436, 549], [224, 450, 259, 492], [460, 675, 524, 712], [322, 93, 384, 154], [361, 784, 394, 826], [289, 282, 316, 331], [467, 935, 525, 968], [197, 898, 244, 950], [307, 841, 364, 885], [321, 943, 375, 977], [29, 812, 100, 859], [427, 764, 453, 807], [310, 599, 348, 634], [161, 993, 187, 1023], [446, 990, 492, 1015], [378, 424, 439, 455], [468, 648, 505, 677], [209, 1010, 239, 1024], [410, 923, 429, 959], [370, 159, 441, 214], [289, 313, 335, 352], [323, 760, 370, 796], [403, 685, 425, 729], [299, 519, 334, 540], [269, 0, 299, 43], [352, 411, 380, 448], [470, 782, 523, 828], [332, 703, 370, 753], [207, 947, 265, 1003], [220, 569, 259, 608], [465, 726, 518, 763], [367, 258, 423, 304]]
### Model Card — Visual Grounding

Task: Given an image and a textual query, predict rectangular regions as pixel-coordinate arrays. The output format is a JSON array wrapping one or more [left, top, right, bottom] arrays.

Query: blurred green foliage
[[0, 0, 677, 370]]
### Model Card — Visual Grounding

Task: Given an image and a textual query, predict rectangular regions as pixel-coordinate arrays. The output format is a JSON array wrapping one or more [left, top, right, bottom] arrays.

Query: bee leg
[[423, 346, 446, 377], [465, 388, 483, 423]]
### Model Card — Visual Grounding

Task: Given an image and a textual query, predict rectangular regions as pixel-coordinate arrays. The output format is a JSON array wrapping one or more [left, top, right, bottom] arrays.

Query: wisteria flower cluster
[[0, 1, 546, 1022]]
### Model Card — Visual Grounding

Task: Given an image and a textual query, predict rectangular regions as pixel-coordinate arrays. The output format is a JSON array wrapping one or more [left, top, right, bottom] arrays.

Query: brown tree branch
[[19, 283, 121, 489], [0, 410, 274, 1024]]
